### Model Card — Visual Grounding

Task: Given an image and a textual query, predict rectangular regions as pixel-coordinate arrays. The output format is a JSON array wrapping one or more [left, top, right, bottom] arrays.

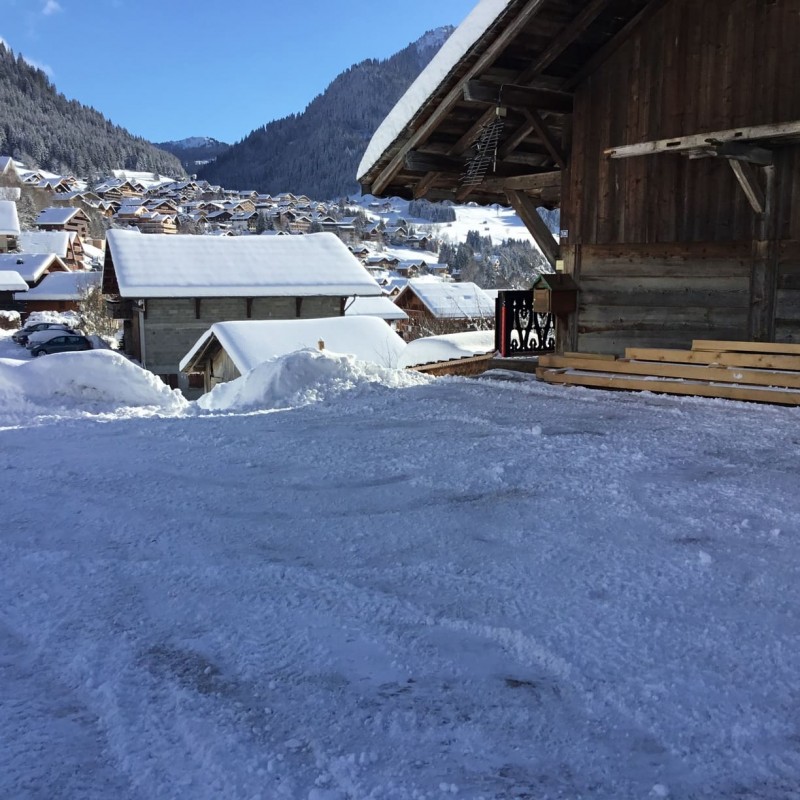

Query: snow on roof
[[14, 270, 99, 301], [180, 316, 407, 373], [401, 278, 495, 318], [107, 229, 382, 298], [357, 0, 513, 180], [18, 230, 71, 258], [0, 200, 21, 236], [0, 270, 28, 292], [35, 207, 81, 226], [345, 295, 408, 321], [398, 330, 496, 368], [0, 253, 66, 283], [110, 170, 171, 188]]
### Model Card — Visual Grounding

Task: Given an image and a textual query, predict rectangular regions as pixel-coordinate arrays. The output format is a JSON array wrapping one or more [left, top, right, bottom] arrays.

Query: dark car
[[12, 322, 74, 346], [29, 334, 93, 357]]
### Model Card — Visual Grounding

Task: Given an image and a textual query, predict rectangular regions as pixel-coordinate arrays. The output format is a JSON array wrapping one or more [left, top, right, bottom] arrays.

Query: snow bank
[[399, 330, 496, 367], [0, 350, 187, 420], [198, 348, 430, 412], [25, 309, 82, 329]]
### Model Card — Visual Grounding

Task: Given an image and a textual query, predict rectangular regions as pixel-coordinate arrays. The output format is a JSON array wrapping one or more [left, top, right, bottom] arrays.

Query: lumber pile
[[536, 340, 800, 406]]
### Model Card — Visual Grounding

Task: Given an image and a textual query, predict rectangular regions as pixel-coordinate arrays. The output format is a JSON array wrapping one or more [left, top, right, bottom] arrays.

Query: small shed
[[180, 316, 407, 393], [14, 271, 100, 315]]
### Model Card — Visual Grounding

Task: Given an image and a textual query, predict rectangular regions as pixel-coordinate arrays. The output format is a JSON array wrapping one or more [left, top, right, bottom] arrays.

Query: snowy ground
[[2, 332, 800, 799]]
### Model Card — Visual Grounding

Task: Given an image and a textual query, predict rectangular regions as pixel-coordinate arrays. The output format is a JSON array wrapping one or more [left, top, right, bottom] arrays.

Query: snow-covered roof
[[180, 316, 407, 373], [14, 270, 99, 301], [345, 295, 409, 321], [18, 230, 71, 258], [107, 229, 382, 299], [0, 200, 21, 236], [0, 253, 67, 283], [399, 278, 495, 318], [398, 330, 496, 368], [0, 270, 28, 292], [35, 207, 82, 226], [357, 0, 512, 180]]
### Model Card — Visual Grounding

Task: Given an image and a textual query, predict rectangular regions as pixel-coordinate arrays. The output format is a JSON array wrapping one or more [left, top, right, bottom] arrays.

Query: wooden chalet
[[358, 0, 800, 353], [35, 206, 91, 239]]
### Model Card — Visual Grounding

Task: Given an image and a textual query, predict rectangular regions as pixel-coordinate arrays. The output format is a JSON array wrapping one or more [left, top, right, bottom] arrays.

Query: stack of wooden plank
[[536, 340, 800, 405]]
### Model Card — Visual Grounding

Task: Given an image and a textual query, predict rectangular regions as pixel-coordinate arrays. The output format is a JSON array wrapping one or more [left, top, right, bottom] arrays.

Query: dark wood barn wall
[[560, 0, 800, 352]]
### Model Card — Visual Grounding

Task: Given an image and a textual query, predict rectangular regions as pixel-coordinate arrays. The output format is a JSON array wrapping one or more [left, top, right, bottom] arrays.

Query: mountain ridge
[[197, 27, 454, 198], [0, 44, 185, 179]]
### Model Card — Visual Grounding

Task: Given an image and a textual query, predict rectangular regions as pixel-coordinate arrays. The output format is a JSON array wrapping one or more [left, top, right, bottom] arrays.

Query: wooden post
[[506, 189, 561, 268], [560, 244, 582, 353], [748, 164, 779, 342]]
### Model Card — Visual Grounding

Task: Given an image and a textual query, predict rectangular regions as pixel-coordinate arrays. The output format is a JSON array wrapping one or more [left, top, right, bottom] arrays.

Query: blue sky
[[0, 0, 477, 144]]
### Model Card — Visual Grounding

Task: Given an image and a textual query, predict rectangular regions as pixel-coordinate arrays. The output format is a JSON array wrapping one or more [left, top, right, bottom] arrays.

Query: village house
[[393, 278, 495, 340], [35, 206, 91, 239], [344, 295, 409, 331], [180, 315, 407, 393], [0, 270, 27, 312], [0, 253, 69, 291], [102, 229, 383, 389], [13, 270, 100, 317], [18, 230, 83, 270], [358, 0, 800, 354]]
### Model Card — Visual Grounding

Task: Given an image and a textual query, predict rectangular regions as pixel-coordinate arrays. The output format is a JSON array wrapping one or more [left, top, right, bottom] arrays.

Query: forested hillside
[[0, 44, 184, 178], [198, 28, 453, 198], [155, 137, 231, 172]]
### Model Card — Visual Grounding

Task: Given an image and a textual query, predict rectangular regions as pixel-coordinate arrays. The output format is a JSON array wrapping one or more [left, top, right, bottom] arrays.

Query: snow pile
[[0, 309, 20, 329], [400, 330, 496, 367], [24, 309, 82, 329], [198, 348, 430, 412], [0, 350, 187, 420]]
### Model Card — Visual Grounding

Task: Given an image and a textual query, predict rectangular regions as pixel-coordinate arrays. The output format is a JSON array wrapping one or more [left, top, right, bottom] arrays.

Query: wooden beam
[[747, 164, 780, 342], [506, 188, 560, 268], [563, 0, 672, 91], [537, 367, 800, 406], [626, 347, 800, 371], [728, 160, 766, 215], [413, 171, 441, 199], [481, 171, 561, 193], [404, 150, 540, 178], [368, 0, 550, 196], [522, 109, 567, 168], [464, 81, 574, 113], [606, 120, 800, 159], [539, 354, 800, 390], [518, 0, 614, 85], [692, 338, 800, 356], [715, 143, 773, 166]]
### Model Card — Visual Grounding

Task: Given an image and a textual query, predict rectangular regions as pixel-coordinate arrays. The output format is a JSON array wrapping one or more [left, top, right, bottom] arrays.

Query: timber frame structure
[[358, 0, 800, 353]]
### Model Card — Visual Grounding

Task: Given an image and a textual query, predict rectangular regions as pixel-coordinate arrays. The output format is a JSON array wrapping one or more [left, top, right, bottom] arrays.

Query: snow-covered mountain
[[155, 137, 231, 172]]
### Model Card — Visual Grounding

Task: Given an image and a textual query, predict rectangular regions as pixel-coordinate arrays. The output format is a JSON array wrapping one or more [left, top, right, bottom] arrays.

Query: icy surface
[[1, 340, 800, 798], [107, 229, 382, 298]]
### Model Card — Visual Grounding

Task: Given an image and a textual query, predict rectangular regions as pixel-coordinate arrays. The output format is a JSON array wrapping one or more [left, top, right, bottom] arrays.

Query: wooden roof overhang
[[358, 0, 662, 210]]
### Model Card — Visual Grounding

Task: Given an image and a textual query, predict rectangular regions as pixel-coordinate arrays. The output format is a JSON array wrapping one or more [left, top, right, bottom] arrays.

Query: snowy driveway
[[2, 375, 800, 799]]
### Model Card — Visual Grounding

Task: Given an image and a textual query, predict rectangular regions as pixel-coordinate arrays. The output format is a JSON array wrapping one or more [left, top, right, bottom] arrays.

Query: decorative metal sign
[[495, 290, 555, 356]]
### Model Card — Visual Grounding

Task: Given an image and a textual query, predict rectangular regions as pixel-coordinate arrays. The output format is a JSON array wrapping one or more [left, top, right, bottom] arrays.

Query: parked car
[[29, 334, 93, 357], [26, 327, 82, 348], [12, 322, 74, 346]]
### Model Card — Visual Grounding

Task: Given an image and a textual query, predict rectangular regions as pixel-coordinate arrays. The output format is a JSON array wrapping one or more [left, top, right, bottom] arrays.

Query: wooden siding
[[566, 0, 800, 246], [575, 242, 752, 352], [561, 0, 800, 352]]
